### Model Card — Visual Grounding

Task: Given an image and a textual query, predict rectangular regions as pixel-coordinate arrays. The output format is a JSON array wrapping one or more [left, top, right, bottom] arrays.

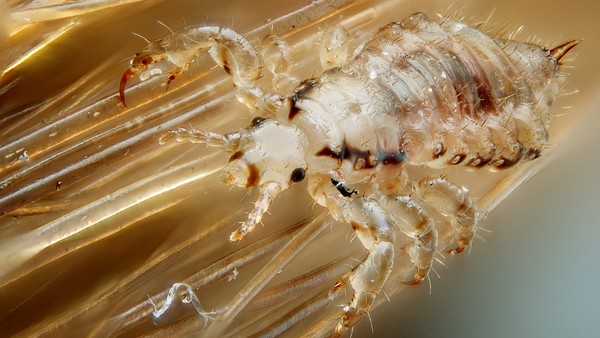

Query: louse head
[[162, 117, 309, 241], [215, 117, 309, 241], [159, 116, 309, 240], [224, 117, 308, 190]]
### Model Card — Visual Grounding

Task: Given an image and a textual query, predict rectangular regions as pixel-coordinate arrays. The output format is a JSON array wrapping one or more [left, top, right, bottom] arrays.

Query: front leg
[[119, 26, 286, 116]]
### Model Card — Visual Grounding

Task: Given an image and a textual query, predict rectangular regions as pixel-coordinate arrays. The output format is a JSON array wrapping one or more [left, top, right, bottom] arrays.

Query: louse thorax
[[290, 69, 406, 187], [224, 117, 309, 190]]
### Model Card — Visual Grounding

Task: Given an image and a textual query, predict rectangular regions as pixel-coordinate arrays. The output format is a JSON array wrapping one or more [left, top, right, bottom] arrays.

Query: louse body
[[120, 12, 578, 336]]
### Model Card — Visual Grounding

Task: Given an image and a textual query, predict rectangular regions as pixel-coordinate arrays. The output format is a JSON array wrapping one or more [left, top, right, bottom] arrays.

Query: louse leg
[[319, 26, 350, 69], [378, 195, 438, 285], [307, 175, 392, 334], [309, 175, 437, 334], [119, 26, 285, 115], [415, 177, 479, 255], [260, 35, 298, 95], [334, 197, 395, 336]]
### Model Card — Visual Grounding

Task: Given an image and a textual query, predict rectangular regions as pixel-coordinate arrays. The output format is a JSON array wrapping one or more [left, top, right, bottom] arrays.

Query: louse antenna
[[229, 182, 282, 241], [158, 127, 236, 148]]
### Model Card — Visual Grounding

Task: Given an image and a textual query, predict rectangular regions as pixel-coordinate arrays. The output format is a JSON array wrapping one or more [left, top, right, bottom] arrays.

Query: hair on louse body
[[119, 12, 578, 336]]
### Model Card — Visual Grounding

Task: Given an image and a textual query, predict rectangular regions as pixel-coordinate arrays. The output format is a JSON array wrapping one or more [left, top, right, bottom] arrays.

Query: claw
[[165, 69, 181, 92], [402, 279, 422, 286], [448, 246, 465, 255], [119, 68, 136, 107], [401, 267, 426, 285]]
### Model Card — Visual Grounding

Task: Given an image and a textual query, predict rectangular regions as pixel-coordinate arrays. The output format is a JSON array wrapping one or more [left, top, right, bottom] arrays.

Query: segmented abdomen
[[343, 12, 561, 169]]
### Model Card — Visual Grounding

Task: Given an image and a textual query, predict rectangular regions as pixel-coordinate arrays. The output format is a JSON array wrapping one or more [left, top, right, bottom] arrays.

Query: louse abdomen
[[341, 12, 567, 170]]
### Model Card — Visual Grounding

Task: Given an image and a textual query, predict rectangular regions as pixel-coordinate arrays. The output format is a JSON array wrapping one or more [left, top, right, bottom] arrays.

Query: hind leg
[[415, 177, 479, 255], [308, 175, 437, 335]]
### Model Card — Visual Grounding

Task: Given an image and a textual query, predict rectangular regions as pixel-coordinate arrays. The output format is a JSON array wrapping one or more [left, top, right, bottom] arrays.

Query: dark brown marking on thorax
[[316, 146, 340, 159], [289, 100, 302, 120], [377, 149, 406, 165], [289, 78, 318, 121], [317, 141, 405, 169], [344, 143, 376, 170]]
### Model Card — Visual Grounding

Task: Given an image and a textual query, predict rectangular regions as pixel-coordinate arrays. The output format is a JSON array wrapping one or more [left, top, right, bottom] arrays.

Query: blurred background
[[1, 0, 599, 337]]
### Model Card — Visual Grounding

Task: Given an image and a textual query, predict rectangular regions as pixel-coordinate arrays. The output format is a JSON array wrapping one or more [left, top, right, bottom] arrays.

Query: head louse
[[120, 11, 579, 336]]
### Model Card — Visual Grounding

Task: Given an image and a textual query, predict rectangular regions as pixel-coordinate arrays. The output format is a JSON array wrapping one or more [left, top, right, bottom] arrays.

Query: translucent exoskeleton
[[119, 12, 579, 336]]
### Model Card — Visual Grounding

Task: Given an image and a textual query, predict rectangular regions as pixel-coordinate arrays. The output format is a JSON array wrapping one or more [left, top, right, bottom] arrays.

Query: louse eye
[[290, 167, 306, 183]]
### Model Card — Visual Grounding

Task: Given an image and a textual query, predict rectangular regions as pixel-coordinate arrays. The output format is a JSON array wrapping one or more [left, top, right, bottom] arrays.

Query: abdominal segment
[[341, 13, 562, 170]]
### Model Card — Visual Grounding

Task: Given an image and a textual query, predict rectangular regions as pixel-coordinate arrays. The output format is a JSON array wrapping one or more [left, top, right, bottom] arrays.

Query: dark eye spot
[[290, 168, 305, 183]]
